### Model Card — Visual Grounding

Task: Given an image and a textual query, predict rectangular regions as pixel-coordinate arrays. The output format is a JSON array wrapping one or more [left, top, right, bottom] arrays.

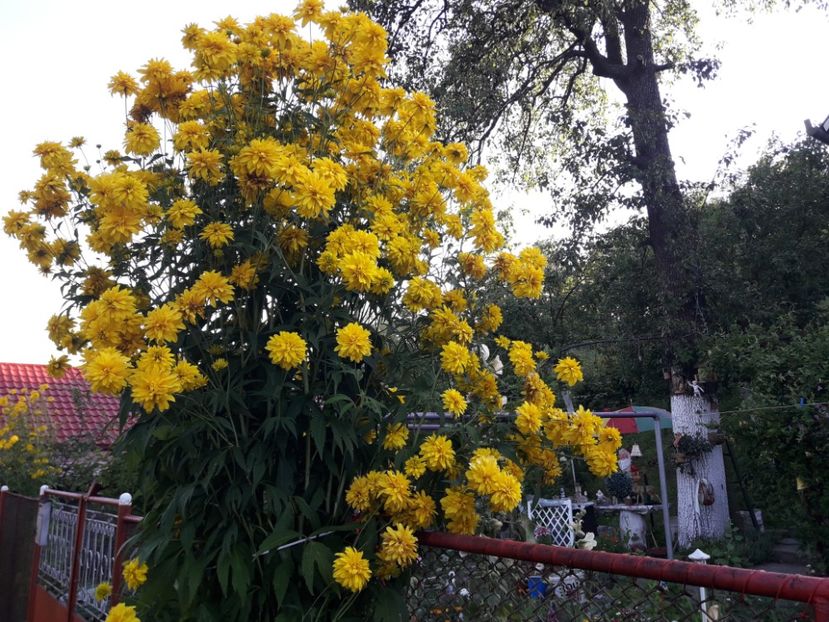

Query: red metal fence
[[6, 486, 829, 621], [0, 486, 141, 622], [410, 532, 829, 621]]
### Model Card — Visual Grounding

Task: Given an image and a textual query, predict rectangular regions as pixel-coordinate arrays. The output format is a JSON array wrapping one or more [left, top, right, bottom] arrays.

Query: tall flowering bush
[[5, 2, 619, 619], [0, 387, 59, 494]]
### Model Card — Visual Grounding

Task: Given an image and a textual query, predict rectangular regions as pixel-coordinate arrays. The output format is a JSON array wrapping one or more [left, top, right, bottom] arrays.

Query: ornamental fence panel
[[408, 532, 829, 622], [0, 486, 139, 622]]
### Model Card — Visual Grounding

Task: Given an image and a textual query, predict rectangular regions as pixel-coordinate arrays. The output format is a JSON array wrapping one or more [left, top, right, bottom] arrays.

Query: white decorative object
[[527, 497, 575, 547]]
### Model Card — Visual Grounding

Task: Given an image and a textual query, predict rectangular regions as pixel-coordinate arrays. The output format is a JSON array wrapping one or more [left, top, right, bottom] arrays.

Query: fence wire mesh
[[407, 545, 814, 621]]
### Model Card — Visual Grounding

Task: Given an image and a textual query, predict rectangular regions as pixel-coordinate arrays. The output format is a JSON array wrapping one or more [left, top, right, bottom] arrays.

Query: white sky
[[1, 1, 828, 364]]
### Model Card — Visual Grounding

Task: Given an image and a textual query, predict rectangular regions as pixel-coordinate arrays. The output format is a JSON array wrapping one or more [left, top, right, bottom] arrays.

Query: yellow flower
[[440, 487, 479, 535], [332, 547, 371, 592], [441, 388, 467, 416], [166, 199, 202, 229], [124, 122, 160, 156], [192, 271, 234, 305], [585, 445, 618, 477], [293, 171, 335, 219], [378, 470, 411, 513], [47, 355, 70, 378], [440, 342, 471, 375], [94, 581, 112, 601], [105, 603, 140, 622], [199, 222, 234, 248], [122, 558, 148, 591], [83, 347, 131, 395], [419, 434, 455, 472], [515, 402, 543, 435], [211, 358, 228, 371], [404, 455, 426, 479], [339, 252, 378, 292], [382, 423, 409, 451], [465, 454, 500, 495], [346, 475, 375, 513], [108, 71, 139, 97], [335, 323, 372, 363], [406, 490, 436, 528], [187, 149, 224, 185], [378, 524, 418, 567], [488, 470, 522, 513], [266, 332, 307, 370], [129, 365, 181, 413], [554, 356, 584, 386], [144, 304, 184, 343], [508, 341, 536, 377]]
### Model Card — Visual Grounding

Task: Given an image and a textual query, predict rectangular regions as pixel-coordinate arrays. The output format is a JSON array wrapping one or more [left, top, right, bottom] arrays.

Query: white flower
[[576, 532, 597, 551]]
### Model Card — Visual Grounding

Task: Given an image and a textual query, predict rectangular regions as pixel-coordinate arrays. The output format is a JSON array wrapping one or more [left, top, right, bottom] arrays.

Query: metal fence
[[24, 487, 139, 622], [409, 532, 829, 621], [0, 487, 38, 622]]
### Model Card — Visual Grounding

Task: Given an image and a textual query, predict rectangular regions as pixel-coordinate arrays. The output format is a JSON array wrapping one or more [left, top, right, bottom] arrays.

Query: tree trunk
[[615, 3, 731, 546], [671, 390, 730, 547]]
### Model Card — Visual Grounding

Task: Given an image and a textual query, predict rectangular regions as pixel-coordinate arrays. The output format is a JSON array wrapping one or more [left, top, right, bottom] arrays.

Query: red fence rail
[[413, 532, 829, 621]]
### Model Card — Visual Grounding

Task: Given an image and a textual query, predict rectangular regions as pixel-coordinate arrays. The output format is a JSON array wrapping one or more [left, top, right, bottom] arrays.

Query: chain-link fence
[[408, 533, 829, 621]]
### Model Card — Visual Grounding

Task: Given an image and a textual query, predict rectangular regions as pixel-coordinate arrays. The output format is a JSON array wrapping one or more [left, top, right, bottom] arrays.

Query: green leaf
[[272, 558, 294, 607], [300, 541, 332, 593], [309, 411, 326, 455], [372, 585, 406, 622]]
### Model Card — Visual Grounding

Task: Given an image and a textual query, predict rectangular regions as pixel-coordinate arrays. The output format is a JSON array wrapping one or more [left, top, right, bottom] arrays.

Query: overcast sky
[[1, 1, 828, 365]]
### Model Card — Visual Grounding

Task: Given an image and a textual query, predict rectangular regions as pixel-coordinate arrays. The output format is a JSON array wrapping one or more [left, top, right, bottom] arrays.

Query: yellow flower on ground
[[420, 434, 455, 471], [378, 524, 418, 567], [381, 423, 409, 451], [94, 581, 112, 601], [441, 388, 467, 416], [105, 603, 140, 622], [335, 323, 372, 363], [122, 558, 148, 591], [266, 332, 307, 370], [554, 356, 584, 386], [332, 547, 371, 592]]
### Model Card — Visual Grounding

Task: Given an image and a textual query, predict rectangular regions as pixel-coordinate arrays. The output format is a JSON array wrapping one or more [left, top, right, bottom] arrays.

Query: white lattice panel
[[527, 498, 574, 547]]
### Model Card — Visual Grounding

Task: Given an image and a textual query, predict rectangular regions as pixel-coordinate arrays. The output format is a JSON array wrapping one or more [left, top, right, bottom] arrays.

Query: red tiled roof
[[0, 362, 122, 446]]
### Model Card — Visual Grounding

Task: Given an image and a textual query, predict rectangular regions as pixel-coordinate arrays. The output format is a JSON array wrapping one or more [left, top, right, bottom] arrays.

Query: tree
[[5, 6, 620, 620], [352, 0, 732, 544]]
